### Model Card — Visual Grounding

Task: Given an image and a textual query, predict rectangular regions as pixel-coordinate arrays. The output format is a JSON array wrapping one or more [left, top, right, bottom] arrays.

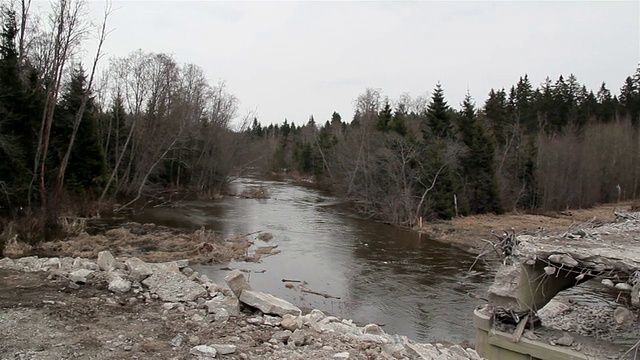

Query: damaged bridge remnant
[[476, 211, 640, 359]]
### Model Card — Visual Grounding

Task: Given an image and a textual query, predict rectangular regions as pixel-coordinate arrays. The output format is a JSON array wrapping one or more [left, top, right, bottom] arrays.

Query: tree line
[[0, 1, 250, 234], [248, 70, 640, 226], [1, 0, 639, 235]]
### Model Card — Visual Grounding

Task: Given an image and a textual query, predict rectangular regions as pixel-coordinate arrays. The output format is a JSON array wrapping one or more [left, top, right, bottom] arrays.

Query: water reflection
[[134, 178, 489, 343]]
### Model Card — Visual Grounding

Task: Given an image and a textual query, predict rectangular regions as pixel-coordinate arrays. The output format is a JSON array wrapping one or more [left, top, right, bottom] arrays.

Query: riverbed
[[132, 177, 490, 344]]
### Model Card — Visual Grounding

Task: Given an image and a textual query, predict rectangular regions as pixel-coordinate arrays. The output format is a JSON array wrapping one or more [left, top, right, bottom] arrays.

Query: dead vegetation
[[239, 186, 270, 199], [3, 222, 279, 264]]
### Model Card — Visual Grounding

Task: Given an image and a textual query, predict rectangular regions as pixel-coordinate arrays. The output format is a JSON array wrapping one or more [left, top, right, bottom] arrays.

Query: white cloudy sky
[[42, 1, 640, 125]]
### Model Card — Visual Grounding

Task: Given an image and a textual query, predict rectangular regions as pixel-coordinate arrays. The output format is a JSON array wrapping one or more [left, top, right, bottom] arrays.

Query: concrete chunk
[[239, 289, 301, 316], [142, 271, 206, 302], [224, 269, 252, 297], [125, 257, 153, 281], [97, 251, 117, 271]]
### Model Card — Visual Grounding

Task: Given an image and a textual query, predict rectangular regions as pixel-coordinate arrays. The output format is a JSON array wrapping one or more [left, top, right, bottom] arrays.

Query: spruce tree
[[458, 94, 503, 214], [425, 83, 452, 138]]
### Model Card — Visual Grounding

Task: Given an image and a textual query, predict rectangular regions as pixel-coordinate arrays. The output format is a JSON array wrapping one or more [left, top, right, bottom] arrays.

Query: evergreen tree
[[425, 83, 452, 138], [483, 88, 509, 146], [458, 94, 503, 214], [376, 100, 393, 132], [596, 82, 617, 122], [52, 67, 107, 193]]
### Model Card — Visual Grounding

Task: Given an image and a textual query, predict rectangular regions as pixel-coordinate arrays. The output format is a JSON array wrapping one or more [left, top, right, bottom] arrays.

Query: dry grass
[[419, 201, 629, 253], [31, 223, 267, 264]]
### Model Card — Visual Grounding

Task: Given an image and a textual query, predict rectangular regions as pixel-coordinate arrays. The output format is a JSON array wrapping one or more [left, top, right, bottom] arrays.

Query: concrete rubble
[[481, 210, 640, 358], [1, 252, 486, 359]]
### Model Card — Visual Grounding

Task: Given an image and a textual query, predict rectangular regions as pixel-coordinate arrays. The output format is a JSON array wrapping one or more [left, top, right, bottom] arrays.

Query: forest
[[1, 1, 640, 242]]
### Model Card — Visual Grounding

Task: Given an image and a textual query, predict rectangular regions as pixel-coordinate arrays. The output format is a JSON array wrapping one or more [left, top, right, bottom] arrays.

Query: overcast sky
[[63, 1, 640, 125]]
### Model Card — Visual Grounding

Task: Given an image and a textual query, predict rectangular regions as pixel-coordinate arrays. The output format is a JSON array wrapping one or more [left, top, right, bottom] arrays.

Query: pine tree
[[376, 100, 393, 132]]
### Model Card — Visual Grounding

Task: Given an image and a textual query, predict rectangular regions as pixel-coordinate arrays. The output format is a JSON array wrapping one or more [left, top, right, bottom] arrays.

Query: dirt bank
[[418, 201, 632, 253]]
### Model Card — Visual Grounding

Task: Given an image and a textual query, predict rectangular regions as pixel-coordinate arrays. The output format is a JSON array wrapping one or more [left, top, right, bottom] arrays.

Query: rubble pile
[[0, 253, 485, 359]]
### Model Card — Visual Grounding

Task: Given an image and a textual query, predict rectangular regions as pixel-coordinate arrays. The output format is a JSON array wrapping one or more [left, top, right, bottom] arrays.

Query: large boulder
[[239, 289, 301, 316], [224, 269, 252, 297], [141, 271, 206, 302]]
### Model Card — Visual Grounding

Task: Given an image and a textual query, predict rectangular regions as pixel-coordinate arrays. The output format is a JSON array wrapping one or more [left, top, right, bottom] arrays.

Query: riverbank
[[0, 254, 484, 359], [417, 201, 631, 254]]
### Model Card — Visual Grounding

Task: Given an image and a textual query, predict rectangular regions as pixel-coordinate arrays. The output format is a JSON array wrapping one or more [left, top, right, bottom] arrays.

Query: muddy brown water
[[132, 177, 492, 344]]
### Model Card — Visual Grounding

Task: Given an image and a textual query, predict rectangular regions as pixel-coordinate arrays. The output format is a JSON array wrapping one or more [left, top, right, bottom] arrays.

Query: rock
[[523, 331, 538, 341], [171, 334, 184, 347], [73, 258, 99, 270], [614, 306, 633, 325], [271, 330, 292, 342], [97, 251, 117, 271], [602, 278, 615, 287], [141, 271, 206, 302], [333, 352, 350, 359], [280, 314, 303, 331], [288, 329, 306, 346], [68, 269, 95, 284], [42, 257, 61, 270], [16, 256, 43, 271], [632, 282, 640, 308], [362, 323, 384, 335], [538, 298, 571, 320], [258, 232, 273, 241], [211, 344, 236, 355], [555, 333, 574, 346], [125, 257, 153, 282], [214, 309, 230, 322], [224, 269, 252, 297], [191, 314, 204, 322], [404, 342, 440, 359], [150, 261, 180, 273], [163, 302, 178, 310], [308, 309, 326, 322], [182, 267, 195, 276], [357, 334, 391, 344], [263, 315, 281, 326], [246, 316, 263, 325], [615, 282, 633, 291], [448, 345, 469, 358], [175, 259, 189, 269], [189, 345, 217, 358], [108, 276, 132, 294], [239, 289, 301, 317], [466, 348, 482, 360], [204, 295, 240, 316]]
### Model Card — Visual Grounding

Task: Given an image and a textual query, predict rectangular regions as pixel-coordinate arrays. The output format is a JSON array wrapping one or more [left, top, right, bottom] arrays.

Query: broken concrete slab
[[125, 257, 153, 282], [239, 289, 301, 317]]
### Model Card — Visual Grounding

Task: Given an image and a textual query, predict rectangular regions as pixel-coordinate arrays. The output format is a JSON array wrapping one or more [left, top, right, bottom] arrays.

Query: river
[[132, 177, 491, 344]]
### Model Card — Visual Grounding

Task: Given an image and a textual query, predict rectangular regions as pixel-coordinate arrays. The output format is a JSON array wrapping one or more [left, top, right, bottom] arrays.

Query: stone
[[246, 316, 263, 325], [357, 334, 391, 344], [614, 306, 633, 325], [362, 323, 384, 335], [175, 259, 189, 269], [448, 345, 469, 358], [214, 309, 230, 322], [239, 289, 301, 316], [263, 315, 281, 326], [204, 295, 240, 317], [224, 269, 252, 297], [141, 271, 206, 302], [632, 281, 640, 308], [333, 352, 350, 359], [108, 276, 132, 294], [42, 257, 61, 270], [555, 333, 574, 346], [288, 329, 306, 346], [150, 261, 180, 273], [211, 344, 236, 355], [615, 282, 633, 291], [68, 269, 95, 284], [404, 342, 440, 359], [16, 256, 42, 271], [189, 345, 217, 358], [125, 257, 153, 282], [466, 348, 482, 360], [163, 302, 177, 310], [308, 309, 326, 322], [258, 232, 273, 241], [171, 334, 184, 347], [271, 330, 292, 342], [182, 267, 195, 276], [602, 279, 615, 287], [73, 258, 99, 270], [97, 251, 117, 271], [280, 314, 303, 331]]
